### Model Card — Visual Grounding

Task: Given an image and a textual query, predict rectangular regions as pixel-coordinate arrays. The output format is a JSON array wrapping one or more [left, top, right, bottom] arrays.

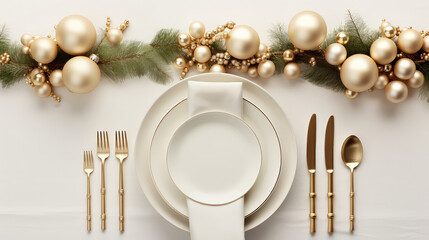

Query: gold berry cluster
[[0, 52, 11, 65], [25, 63, 62, 102]]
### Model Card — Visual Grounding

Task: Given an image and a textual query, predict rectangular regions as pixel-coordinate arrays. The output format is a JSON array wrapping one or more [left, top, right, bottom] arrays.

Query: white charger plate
[[135, 73, 297, 231]]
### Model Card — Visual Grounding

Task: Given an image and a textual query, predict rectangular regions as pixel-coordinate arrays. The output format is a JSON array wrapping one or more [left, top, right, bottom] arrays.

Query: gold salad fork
[[83, 151, 94, 232], [115, 131, 128, 232], [97, 131, 110, 230]]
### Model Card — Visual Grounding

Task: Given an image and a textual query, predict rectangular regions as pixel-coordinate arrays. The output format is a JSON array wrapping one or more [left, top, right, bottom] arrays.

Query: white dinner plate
[[135, 73, 297, 231]]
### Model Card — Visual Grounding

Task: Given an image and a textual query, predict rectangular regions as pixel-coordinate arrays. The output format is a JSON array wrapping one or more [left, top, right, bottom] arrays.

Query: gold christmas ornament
[[288, 11, 327, 50], [345, 89, 358, 99], [423, 36, 429, 52], [385, 80, 408, 103], [22, 46, 30, 54], [247, 66, 258, 78], [196, 62, 207, 73], [283, 62, 301, 80], [336, 32, 349, 45], [174, 57, 186, 69], [55, 15, 97, 55], [49, 69, 64, 87], [394, 58, 416, 80], [370, 38, 397, 65], [407, 70, 425, 88], [35, 82, 52, 98], [397, 29, 423, 54], [340, 54, 378, 92], [32, 73, 46, 86], [257, 60, 275, 78], [189, 21, 205, 39], [374, 73, 389, 89], [194, 46, 211, 63], [283, 49, 294, 62], [62, 56, 101, 94], [226, 25, 260, 59], [178, 33, 191, 47], [325, 43, 347, 65], [29, 37, 58, 64], [209, 64, 226, 73], [382, 25, 396, 38], [20, 33, 33, 46], [256, 43, 267, 57], [106, 17, 129, 45]]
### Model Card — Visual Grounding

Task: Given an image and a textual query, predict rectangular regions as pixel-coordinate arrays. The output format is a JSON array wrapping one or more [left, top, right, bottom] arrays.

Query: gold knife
[[306, 114, 317, 233], [325, 115, 335, 233]]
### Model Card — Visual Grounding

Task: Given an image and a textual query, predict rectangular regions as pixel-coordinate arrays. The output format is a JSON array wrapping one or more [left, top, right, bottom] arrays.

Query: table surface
[[1, 0, 428, 239]]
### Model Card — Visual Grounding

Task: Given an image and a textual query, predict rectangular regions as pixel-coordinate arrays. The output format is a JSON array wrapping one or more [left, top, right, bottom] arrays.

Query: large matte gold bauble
[[194, 46, 211, 63], [374, 73, 389, 89], [35, 82, 52, 98], [340, 54, 378, 92], [63, 56, 101, 94], [49, 69, 64, 87], [106, 28, 123, 45], [226, 25, 260, 59], [29, 37, 58, 64], [370, 38, 397, 65], [178, 33, 191, 46], [325, 43, 347, 65], [189, 21, 205, 39], [423, 36, 429, 52], [20, 33, 33, 46], [209, 64, 226, 73], [394, 58, 416, 80], [397, 29, 423, 54], [385, 81, 408, 103], [283, 62, 301, 80], [55, 15, 96, 55], [288, 11, 327, 50], [407, 70, 425, 88], [257, 60, 275, 78]]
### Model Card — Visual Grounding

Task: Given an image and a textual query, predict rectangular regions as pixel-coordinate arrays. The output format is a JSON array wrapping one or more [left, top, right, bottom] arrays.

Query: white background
[[0, 0, 428, 239]]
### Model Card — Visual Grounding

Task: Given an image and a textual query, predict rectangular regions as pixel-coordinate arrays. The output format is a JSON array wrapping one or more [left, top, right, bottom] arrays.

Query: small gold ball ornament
[[35, 82, 52, 98], [49, 69, 64, 87], [22, 46, 30, 54], [283, 62, 301, 80], [393, 58, 416, 80], [283, 49, 295, 62], [382, 25, 397, 38], [374, 73, 389, 89], [385, 80, 408, 103], [256, 43, 267, 57], [288, 11, 327, 50], [55, 15, 97, 55], [397, 29, 424, 54], [178, 33, 191, 47], [336, 32, 349, 45], [247, 66, 258, 78], [407, 70, 425, 88], [106, 28, 123, 45], [194, 46, 211, 63], [196, 63, 207, 73], [257, 60, 275, 78], [325, 43, 347, 65], [423, 36, 429, 52], [189, 21, 205, 39], [340, 54, 378, 92], [32, 73, 46, 86], [20, 33, 33, 46], [174, 57, 187, 69], [226, 25, 260, 59], [345, 89, 358, 99], [370, 38, 397, 65], [62, 56, 101, 94], [209, 64, 226, 73], [29, 37, 58, 64]]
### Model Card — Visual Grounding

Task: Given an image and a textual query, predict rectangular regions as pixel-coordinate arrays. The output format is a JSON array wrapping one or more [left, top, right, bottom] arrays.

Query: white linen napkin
[[187, 81, 245, 240]]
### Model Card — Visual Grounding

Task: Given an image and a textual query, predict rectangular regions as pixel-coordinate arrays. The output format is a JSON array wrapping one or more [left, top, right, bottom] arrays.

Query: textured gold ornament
[[407, 70, 425, 88], [194, 46, 211, 63], [370, 38, 397, 65], [394, 58, 416, 80], [336, 32, 349, 45], [283, 62, 301, 80], [62, 56, 101, 94], [247, 66, 258, 78], [423, 36, 429, 52], [397, 29, 423, 54], [35, 82, 52, 98], [288, 11, 327, 50], [49, 69, 64, 87], [226, 25, 260, 59], [178, 33, 191, 47], [189, 21, 205, 39], [196, 62, 207, 73], [55, 15, 97, 55], [340, 54, 378, 92], [29, 37, 58, 64], [374, 73, 389, 89], [345, 89, 358, 99], [325, 43, 347, 65], [257, 60, 275, 78], [209, 64, 226, 73], [385, 80, 408, 103], [20, 33, 33, 46], [283, 49, 294, 62], [174, 57, 187, 69]]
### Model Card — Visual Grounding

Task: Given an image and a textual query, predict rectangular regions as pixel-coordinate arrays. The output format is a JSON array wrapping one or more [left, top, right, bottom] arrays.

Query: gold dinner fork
[[115, 131, 128, 232], [83, 151, 94, 232], [97, 131, 110, 231]]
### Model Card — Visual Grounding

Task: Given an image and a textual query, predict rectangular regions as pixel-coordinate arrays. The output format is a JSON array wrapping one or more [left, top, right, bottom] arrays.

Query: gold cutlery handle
[[309, 171, 316, 233], [350, 170, 355, 231], [327, 170, 334, 233], [86, 175, 91, 231], [101, 162, 106, 230], [119, 162, 125, 232]]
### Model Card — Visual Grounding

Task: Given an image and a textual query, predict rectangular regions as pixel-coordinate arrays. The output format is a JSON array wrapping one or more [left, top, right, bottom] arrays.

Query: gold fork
[[97, 131, 110, 231], [83, 151, 94, 232], [115, 131, 128, 232]]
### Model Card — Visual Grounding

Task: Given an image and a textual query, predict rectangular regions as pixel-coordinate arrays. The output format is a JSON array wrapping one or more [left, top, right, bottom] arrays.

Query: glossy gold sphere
[[374, 73, 389, 89], [247, 66, 258, 78], [340, 54, 378, 92], [345, 89, 358, 99], [397, 29, 423, 54], [63, 56, 101, 94], [325, 43, 347, 65], [209, 64, 226, 73], [336, 32, 349, 45], [423, 36, 429, 52], [407, 70, 425, 88], [56, 15, 96, 55], [189, 21, 205, 39], [29, 37, 58, 64], [288, 11, 327, 50], [370, 38, 397, 65], [256, 43, 267, 57], [20, 33, 33, 46], [174, 57, 186, 69], [283, 62, 301, 80], [394, 58, 416, 80], [196, 63, 207, 73], [226, 25, 260, 59], [283, 49, 294, 62], [22, 46, 30, 55], [385, 81, 408, 103], [107, 28, 123, 45], [194, 46, 211, 63], [178, 33, 191, 46], [49, 69, 64, 87], [32, 73, 46, 86], [35, 82, 52, 98], [382, 25, 396, 38], [257, 60, 275, 78]]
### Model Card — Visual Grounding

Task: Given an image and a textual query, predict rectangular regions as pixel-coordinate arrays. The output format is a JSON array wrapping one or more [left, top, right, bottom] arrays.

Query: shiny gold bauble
[[247, 66, 258, 78], [370, 38, 397, 65], [394, 58, 416, 80], [283, 49, 294, 62], [382, 25, 396, 38], [189, 21, 205, 39], [288, 11, 327, 50], [283, 62, 301, 80], [55, 15, 96, 55], [226, 25, 260, 59], [209, 64, 226, 73], [385, 80, 408, 103], [35, 82, 52, 98], [325, 43, 347, 65], [340, 54, 378, 92], [106, 28, 123, 45], [257, 60, 275, 78], [62, 56, 101, 94], [178, 33, 191, 46], [196, 63, 207, 73], [397, 29, 424, 54], [423, 36, 429, 52], [32, 73, 46, 86], [174, 57, 186, 69], [374, 73, 389, 89], [345, 89, 358, 99], [20, 33, 33, 46], [194, 46, 211, 63], [336, 32, 349, 45], [407, 70, 425, 88], [29, 37, 58, 64], [22, 46, 30, 55], [49, 69, 64, 87], [256, 43, 267, 57]]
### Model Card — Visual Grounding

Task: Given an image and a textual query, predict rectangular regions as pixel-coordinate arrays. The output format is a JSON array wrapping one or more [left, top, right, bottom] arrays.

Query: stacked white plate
[[135, 73, 297, 231]]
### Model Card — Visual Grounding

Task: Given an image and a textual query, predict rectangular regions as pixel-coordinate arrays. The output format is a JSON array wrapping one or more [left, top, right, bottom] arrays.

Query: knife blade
[[325, 115, 335, 233], [307, 114, 317, 233]]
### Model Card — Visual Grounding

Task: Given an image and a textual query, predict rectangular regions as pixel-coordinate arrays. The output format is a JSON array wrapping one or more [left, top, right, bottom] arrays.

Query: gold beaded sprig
[[25, 63, 61, 102], [0, 53, 10, 65], [106, 17, 130, 45]]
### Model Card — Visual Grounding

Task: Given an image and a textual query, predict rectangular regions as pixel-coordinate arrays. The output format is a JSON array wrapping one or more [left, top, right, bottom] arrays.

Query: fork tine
[[84, 151, 87, 169], [115, 131, 118, 151], [106, 131, 109, 149], [121, 131, 125, 151], [89, 151, 94, 168], [124, 131, 128, 150], [97, 132, 100, 152]]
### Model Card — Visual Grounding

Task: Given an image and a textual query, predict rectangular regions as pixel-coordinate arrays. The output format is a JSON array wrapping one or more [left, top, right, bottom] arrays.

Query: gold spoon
[[341, 135, 363, 232]]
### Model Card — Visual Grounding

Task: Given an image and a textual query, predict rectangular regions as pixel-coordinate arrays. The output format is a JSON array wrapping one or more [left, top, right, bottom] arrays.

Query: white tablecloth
[[0, 0, 428, 239]]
